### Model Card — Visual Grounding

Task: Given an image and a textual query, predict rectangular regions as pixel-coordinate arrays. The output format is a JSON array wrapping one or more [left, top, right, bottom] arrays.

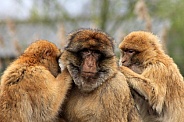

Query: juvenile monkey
[[60, 28, 142, 122], [119, 31, 184, 122], [0, 40, 71, 122]]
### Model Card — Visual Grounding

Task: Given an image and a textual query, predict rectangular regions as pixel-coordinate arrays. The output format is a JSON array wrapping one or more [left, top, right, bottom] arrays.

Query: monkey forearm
[[120, 66, 164, 114], [57, 68, 72, 84], [128, 77, 154, 100], [128, 77, 164, 114], [119, 66, 141, 77], [54, 68, 72, 111], [120, 66, 152, 99], [120, 66, 156, 99]]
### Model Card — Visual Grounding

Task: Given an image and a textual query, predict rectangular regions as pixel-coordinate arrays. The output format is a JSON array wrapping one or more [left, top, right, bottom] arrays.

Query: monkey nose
[[121, 59, 126, 63]]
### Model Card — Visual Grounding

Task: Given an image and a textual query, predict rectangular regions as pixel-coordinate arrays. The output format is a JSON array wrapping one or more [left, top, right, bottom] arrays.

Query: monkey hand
[[129, 64, 143, 74], [56, 68, 72, 87], [119, 66, 139, 78], [59, 56, 66, 72], [59, 50, 71, 71], [150, 88, 164, 115]]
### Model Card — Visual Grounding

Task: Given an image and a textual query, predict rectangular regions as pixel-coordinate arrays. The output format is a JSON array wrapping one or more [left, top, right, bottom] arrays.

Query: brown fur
[[60, 28, 142, 122], [0, 40, 71, 122], [119, 31, 184, 122]]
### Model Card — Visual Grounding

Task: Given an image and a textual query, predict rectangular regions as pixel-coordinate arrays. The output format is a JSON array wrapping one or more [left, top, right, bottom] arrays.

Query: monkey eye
[[80, 49, 102, 59], [124, 49, 135, 53]]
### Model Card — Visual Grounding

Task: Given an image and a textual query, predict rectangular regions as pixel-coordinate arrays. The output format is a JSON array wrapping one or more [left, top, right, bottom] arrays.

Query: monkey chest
[[64, 92, 102, 121], [63, 87, 126, 122]]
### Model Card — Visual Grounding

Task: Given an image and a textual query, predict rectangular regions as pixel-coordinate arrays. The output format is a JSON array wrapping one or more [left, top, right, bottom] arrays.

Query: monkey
[[59, 28, 142, 122], [0, 40, 72, 122], [119, 31, 184, 122]]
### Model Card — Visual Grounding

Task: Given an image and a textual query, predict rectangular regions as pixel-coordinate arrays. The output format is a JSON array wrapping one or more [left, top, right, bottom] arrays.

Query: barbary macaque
[[60, 28, 142, 122], [0, 40, 71, 122], [119, 31, 184, 122]]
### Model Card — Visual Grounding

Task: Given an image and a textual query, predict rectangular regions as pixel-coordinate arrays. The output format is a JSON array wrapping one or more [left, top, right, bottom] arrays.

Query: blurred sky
[[0, 0, 31, 19], [0, 0, 85, 20]]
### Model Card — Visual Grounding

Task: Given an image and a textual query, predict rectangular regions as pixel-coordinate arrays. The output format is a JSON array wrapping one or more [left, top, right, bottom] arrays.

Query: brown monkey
[[0, 40, 71, 122], [119, 31, 184, 122], [60, 28, 142, 122]]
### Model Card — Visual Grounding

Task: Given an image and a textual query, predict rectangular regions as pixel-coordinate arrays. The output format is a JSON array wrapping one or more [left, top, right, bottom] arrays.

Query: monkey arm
[[56, 68, 72, 104], [119, 66, 155, 100], [119, 65, 166, 114]]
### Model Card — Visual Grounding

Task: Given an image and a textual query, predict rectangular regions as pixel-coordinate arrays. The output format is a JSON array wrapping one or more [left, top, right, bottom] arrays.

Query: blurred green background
[[0, 0, 184, 76]]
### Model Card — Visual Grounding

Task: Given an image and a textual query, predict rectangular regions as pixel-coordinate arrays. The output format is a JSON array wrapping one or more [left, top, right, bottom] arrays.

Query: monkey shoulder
[[110, 71, 130, 90], [0, 63, 58, 117], [0, 54, 54, 85], [1, 64, 55, 95], [1, 63, 28, 86], [144, 62, 183, 83]]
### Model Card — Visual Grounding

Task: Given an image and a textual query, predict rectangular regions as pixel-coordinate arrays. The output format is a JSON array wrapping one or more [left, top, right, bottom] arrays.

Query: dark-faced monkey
[[60, 28, 142, 122]]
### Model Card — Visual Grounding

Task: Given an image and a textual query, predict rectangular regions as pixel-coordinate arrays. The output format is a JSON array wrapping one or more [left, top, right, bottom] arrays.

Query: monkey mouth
[[81, 71, 96, 77]]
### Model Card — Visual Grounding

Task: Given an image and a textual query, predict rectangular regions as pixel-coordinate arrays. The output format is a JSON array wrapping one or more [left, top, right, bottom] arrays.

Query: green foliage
[[167, 1, 184, 75], [146, 0, 184, 75]]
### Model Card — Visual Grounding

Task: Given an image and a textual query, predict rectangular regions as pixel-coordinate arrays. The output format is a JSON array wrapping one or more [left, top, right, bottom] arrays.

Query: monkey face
[[80, 49, 101, 77], [119, 49, 138, 67], [65, 48, 115, 93], [119, 49, 143, 74], [62, 28, 117, 93], [118, 31, 161, 74]]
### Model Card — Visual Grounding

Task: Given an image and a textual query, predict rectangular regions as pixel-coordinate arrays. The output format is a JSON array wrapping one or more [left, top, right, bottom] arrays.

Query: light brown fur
[[60, 28, 142, 122], [119, 31, 184, 122], [0, 40, 71, 122]]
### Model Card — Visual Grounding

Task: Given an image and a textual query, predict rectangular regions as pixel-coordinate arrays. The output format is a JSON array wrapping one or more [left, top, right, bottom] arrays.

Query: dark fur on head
[[61, 28, 117, 92], [66, 28, 115, 58]]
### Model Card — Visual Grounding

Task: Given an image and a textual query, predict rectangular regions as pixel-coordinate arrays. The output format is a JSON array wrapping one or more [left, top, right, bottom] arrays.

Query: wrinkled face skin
[[67, 49, 112, 93], [80, 49, 100, 77], [119, 49, 143, 74], [119, 49, 137, 67]]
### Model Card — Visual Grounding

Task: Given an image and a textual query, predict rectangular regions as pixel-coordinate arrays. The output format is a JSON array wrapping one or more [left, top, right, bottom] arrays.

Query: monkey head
[[23, 40, 62, 77], [119, 31, 164, 71], [61, 28, 117, 93]]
